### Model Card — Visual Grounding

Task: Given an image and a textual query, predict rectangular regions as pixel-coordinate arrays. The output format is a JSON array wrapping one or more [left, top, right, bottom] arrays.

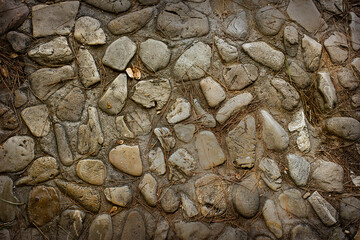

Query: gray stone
[[200, 77, 226, 107], [222, 64, 259, 91], [28, 37, 73, 66], [149, 147, 166, 175], [214, 36, 238, 62], [55, 179, 100, 213], [340, 197, 360, 222], [28, 186, 59, 226], [174, 221, 211, 240], [104, 186, 132, 207], [319, 0, 344, 14], [168, 148, 196, 182], [59, 209, 85, 239], [302, 35, 322, 72], [325, 117, 360, 141], [0, 176, 18, 222], [279, 189, 308, 217], [109, 144, 142, 176], [0, 0, 29, 35], [317, 71, 337, 111], [57, 87, 85, 122], [6, 31, 31, 53], [121, 211, 146, 240], [126, 107, 152, 136], [226, 115, 256, 169], [30, 65, 75, 101], [21, 104, 51, 137], [174, 124, 196, 143], [271, 78, 300, 111], [77, 106, 104, 156], [352, 94, 360, 108], [352, 58, 360, 75], [74, 16, 106, 45], [157, 2, 209, 40], [324, 32, 348, 64], [166, 98, 191, 124], [193, 99, 216, 127], [216, 92, 253, 124], [217, 227, 248, 240], [0, 136, 34, 173], [284, 26, 299, 57], [263, 199, 282, 238], [16, 156, 59, 186], [108, 7, 154, 35], [350, 12, 360, 51], [102, 37, 136, 71], [78, 47, 101, 88], [32, 1, 79, 37], [98, 73, 127, 115], [139, 173, 158, 207], [311, 159, 344, 192], [255, 6, 285, 36], [288, 61, 312, 89], [160, 188, 180, 213], [154, 127, 176, 151], [14, 89, 27, 108], [308, 191, 338, 226], [287, 154, 310, 187], [88, 214, 112, 240], [76, 159, 106, 185], [287, 0, 327, 33], [291, 224, 319, 240], [223, 10, 248, 39], [195, 131, 226, 170], [242, 42, 284, 71], [131, 79, 171, 110], [83, 0, 131, 13], [139, 0, 159, 5], [260, 110, 289, 151], [154, 219, 169, 240], [259, 158, 282, 191], [116, 116, 135, 139], [337, 67, 358, 90], [180, 193, 199, 218], [328, 227, 346, 240], [288, 109, 311, 152], [140, 39, 171, 72]]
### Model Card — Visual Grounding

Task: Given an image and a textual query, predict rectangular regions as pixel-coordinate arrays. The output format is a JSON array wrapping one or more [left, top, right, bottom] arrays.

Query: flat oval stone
[[216, 93, 253, 124], [121, 211, 146, 240], [102, 37, 136, 71], [104, 186, 132, 207], [88, 214, 112, 240], [255, 6, 285, 36], [76, 159, 106, 185], [325, 117, 360, 141], [200, 77, 226, 107], [140, 39, 171, 72], [160, 188, 180, 213], [109, 145, 142, 176], [139, 173, 158, 206], [232, 174, 259, 218]]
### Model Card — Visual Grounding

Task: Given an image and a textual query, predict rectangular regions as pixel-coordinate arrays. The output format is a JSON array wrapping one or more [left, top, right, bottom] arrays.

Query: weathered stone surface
[[173, 42, 211, 81], [59, 209, 86, 240], [340, 197, 360, 221], [0, 108, 18, 130], [287, 154, 310, 187], [28, 37, 73, 66], [55, 179, 100, 213], [288, 110, 311, 152], [140, 39, 171, 72], [139, 0, 159, 5], [166, 98, 191, 124], [317, 71, 337, 111], [14, 89, 27, 108], [109, 145, 142, 176], [0, 136, 34, 173], [308, 191, 338, 226], [193, 99, 216, 127], [57, 87, 85, 122], [222, 64, 259, 91], [0, 0, 29, 35], [174, 124, 195, 143], [102, 37, 136, 71], [291, 224, 319, 240], [350, 12, 360, 51], [6, 31, 31, 53], [324, 32, 348, 64], [279, 189, 307, 217], [168, 148, 196, 182], [76, 159, 106, 185], [99, 73, 127, 115], [174, 221, 211, 240], [16, 157, 59, 186], [271, 78, 300, 111], [255, 6, 285, 36], [226, 115, 256, 169], [116, 116, 135, 139], [216, 93, 253, 124], [200, 77, 226, 107], [223, 10, 248, 39], [78, 47, 101, 88], [284, 25, 299, 57], [88, 214, 112, 240], [319, 0, 343, 14], [352, 58, 360, 74], [195, 131, 225, 170], [28, 186, 59, 226], [288, 61, 312, 89], [74, 16, 106, 45], [311, 159, 344, 192], [104, 186, 132, 207], [154, 127, 176, 151], [217, 227, 248, 240], [180, 193, 199, 218], [214, 36, 238, 62], [77, 106, 104, 156], [32, 1, 79, 37], [287, 0, 327, 33], [0, 176, 18, 222], [131, 79, 171, 110], [242, 42, 284, 71], [328, 227, 346, 240], [149, 147, 166, 175], [154, 219, 169, 240], [121, 211, 146, 240], [325, 117, 360, 141], [83, 0, 131, 13], [21, 104, 51, 137], [259, 158, 282, 191], [302, 35, 322, 72], [126, 107, 152, 136], [263, 199, 282, 238], [139, 173, 158, 207], [157, 2, 209, 39], [30, 65, 75, 101], [352, 94, 360, 108], [108, 7, 154, 35], [337, 67, 358, 90], [260, 110, 289, 151], [161, 188, 180, 213]]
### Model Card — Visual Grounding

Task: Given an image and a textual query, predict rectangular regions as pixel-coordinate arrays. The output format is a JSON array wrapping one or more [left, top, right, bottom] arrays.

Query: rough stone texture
[[57, 87, 85, 122], [284, 26, 299, 57], [59, 209, 86, 240], [148, 147, 166, 175], [0, 0, 29, 35], [255, 6, 285, 36], [161, 188, 180, 213], [287, 154, 310, 187], [271, 78, 300, 111], [168, 148, 197, 182], [222, 64, 259, 91], [214, 36, 238, 62], [302, 35, 322, 72], [319, 0, 344, 14], [350, 12, 360, 51], [337, 67, 358, 90], [175, 221, 211, 240], [14, 89, 27, 108], [6, 31, 32, 53], [109, 145, 142, 176], [78, 47, 101, 88], [217, 227, 248, 240], [74, 16, 106, 45], [200, 77, 226, 107], [288, 61, 312, 89], [157, 2, 209, 40], [0, 176, 19, 222], [259, 158, 282, 191], [291, 224, 319, 240], [216, 92, 253, 124], [226, 115, 256, 168], [260, 110, 289, 151], [325, 117, 360, 141], [352, 94, 360, 108], [262, 199, 282, 238], [83, 0, 131, 13], [32, 1, 79, 37], [139, 0, 159, 5], [76, 159, 106, 185], [193, 99, 216, 128], [166, 98, 191, 124], [242, 42, 284, 71], [340, 197, 360, 221], [180, 193, 199, 218], [28, 186, 59, 226], [154, 127, 176, 151], [288, 110, 311, 153], [102, 37, 136, 71], [279, 189, 308, 217], [99, 73, 127, 115], [88, 214, 112, 240], [154, 219, 169, 240], [108, 7, 154, 35], [311, 159, 344, 193], [140, 39, 171, 72], [317, 71, 337, 111], [21, 104, 51, 137], [174, 124, 196, 143], [104, 186, 132, 207], [223, 10, 248, 39], [308, 191, 338, 226], [324, 32, 348, 64], [352, 58, 360, 74], [121, 211, 146, 240], [139, 173, 158, 207], [126, 107, 152, 136], [116, 116, 135, 139]]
